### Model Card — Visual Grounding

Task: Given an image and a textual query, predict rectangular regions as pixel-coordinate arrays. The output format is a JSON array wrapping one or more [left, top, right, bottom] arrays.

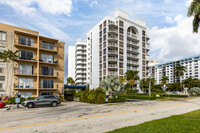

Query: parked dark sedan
[[22, 95, 61, 108]]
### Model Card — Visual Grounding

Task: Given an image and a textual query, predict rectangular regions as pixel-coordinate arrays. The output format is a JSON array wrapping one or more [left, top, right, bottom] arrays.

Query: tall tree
[[187, 0, 200, 33], [175, 65, 186, 88], [161, 76, 169, 84], [0, 50, 18, 96], [66, 77, 75, 85], [125, 70, 139, 89]]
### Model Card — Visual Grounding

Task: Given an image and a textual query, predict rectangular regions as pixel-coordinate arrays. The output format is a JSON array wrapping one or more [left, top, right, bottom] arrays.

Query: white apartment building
[[75, 42, 87, 85], [68, 42, 87, 85], [68, 46, 76, 80], [148, 55, 200, 84], [87, 9, 150, 89]]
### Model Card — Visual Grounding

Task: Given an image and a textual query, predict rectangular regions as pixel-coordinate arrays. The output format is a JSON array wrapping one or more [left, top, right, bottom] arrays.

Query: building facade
[[68, 46, 76, 80], [148, 55, 200, 84], [87, 10, 150, 89], [0, 23, 65, 97]]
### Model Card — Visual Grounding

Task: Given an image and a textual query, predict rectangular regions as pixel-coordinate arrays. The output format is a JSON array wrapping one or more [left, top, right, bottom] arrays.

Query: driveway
[[0, 98, 200, 133]]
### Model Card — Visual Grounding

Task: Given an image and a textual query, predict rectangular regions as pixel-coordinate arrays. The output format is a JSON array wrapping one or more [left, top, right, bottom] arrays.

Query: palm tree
[[125, 70, 139, 89], [0, 50, 18, 96], [187, 0, 200, 33], [161, 76, 169, 84], [175, 65, 186, 88], [147, 77, 155, 96], [100, 75, 123, 95], [66, 77, 75, 85]]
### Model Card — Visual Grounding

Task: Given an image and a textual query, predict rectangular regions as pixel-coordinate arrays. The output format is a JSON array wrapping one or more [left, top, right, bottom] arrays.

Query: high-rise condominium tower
[[86, 9, 150, 89]]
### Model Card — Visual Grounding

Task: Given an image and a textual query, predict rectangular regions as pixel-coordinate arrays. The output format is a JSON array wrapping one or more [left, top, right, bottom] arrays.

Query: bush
[[6, 97, 26, 104], [167, 82, 181, 92], [108, 96, 126, 103], [189, 87, 200, 95], [27, 97, 37, 100], [163, 94, 188, 98], [74, 88, 106, 104]]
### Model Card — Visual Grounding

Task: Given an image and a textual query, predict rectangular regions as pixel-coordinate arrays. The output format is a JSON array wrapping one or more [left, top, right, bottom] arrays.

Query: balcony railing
[[127, 32, 137, 39], [127, 47, 139, 52], [108, 58, 118, 61], [108, 64, 117, 68], [14, 69, 36, 75], [108, 35, 118, 39], [108, 43, 118, 47], [127, 60, 139, 65], [108, 50, 118, 54], [127, 54, 138, 58], [127, 41, 138, 46], [108, 71, 118, 75], [109, 28, 118, 32], [127, 67, 137, 71]]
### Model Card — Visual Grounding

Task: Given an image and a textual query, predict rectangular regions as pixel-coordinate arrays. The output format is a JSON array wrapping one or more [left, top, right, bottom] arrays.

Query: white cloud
[[0, 0, 72, 15], [185, 0, 192, 7], [165, 0, 172, 3], [36, 0, 72, 15], [165, 15, 184, 24], [149, 16, 200, 63]]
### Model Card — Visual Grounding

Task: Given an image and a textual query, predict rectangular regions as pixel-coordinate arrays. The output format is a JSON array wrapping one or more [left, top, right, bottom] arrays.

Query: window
[[41, 79, 54, 88], [19, 64, 33, 74], [42, 42, 54, 50], [0, 76, 5, 81], [0, 83, 3, 88], [41, 54, 54, 63], [119, 20, 124, 27], [41, 92, 53, 96], [41, 66, 54, 76], [19, 35, 34, 46], [18, 78, 33, 88], [0, 31, 6, 41], [0, 68, 3, 73], [119, 28, 123, 34], [19, 50, 33, 60]]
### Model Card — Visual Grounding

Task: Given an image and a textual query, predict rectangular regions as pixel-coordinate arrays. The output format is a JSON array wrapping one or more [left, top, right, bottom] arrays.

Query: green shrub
[[74, 88, 106, 104], [108, 96, 126, 103], [8, 97, 26, 104], [118, 94, 156, 100], [189, 87, 200, 95], [27, 97, 37, 100]]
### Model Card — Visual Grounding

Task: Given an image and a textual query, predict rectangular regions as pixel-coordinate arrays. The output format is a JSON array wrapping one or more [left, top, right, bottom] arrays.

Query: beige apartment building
[[0, 23, 65, 97]]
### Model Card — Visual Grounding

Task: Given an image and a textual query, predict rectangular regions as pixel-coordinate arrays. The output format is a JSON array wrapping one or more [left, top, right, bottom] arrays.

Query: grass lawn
[[107, 109, 200, 133]]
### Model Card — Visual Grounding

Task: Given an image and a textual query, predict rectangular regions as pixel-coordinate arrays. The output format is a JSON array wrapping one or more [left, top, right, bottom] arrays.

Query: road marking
[[0, 101, 200, 131]]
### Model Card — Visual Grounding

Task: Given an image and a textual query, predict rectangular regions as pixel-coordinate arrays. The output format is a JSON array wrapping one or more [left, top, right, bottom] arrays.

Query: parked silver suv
[[22, 95, 61, 108]]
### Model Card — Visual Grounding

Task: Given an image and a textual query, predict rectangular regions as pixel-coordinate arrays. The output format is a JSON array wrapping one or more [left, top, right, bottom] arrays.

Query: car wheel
[[27, 103, 34, 108], [51, 102, 58, 107]]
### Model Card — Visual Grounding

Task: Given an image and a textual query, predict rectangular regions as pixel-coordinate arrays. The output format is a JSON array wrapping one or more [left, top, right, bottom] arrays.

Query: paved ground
[[0, 97, 200, 133]]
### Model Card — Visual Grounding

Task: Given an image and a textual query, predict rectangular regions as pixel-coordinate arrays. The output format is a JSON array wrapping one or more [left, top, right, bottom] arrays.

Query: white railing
[[108, 50, 118, 54], [108, 43, 118, 47], [108, 35, 118, 39], [108, 58, 118, 61], [109, 28, 118, 32], [127, 32, 137, 39], [127, 47, 138, 52], [108, 71, 118, 75], [127, 54, 138, 58]]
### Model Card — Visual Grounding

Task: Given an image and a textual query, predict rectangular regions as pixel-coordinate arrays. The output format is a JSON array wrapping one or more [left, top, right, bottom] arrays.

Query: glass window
[[41, 79, 54, 88], [41, 66, 54, 76], [0, 68, 3, 73], [19, 64, 33, 74], [0, 31, 6, 41], [19, 50, 33, 60], [0, 83, 3, 88], [18, 78, 33, 88], [41, 54, 54, 63], [0, 76, 5, 81], [19, 35, 34, 46], [41, 92, 53, 96], [42, 42, 54, 50]]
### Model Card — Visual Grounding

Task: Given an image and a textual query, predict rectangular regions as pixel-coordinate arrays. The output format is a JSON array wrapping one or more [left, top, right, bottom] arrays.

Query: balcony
[[127, 67, 137, 71], [39, 59, 58, 66], [76, 51, 87, 55], [75, 79, 87, 84], [76, 74, 87, 79], [108, 64, 118, 69], [14, 43, 38, 50], [76, 60, 86, 64], [39, 46, 58, 54], [39, 71, 58, 78], [76, 56, 86, 60], [146, 43, 150, 49], [146, 55, 150, 60], [108, 35, 118, 41], [127, 32, 138, 42], [14, 69, 37, 77], [108, 71, 118, 75], [108, 50, 118, 54], [127, 54, 138, 59], [108, 28, 118, 34], [15, 58, 37, 63], [108, 57, 118, 61], [127, 60, 139, 65], [127, 41, 139, 48], [76, 65, 86, 69], [108, 43, 118, 47], [76, 46, 86, 51], [127, 47, 139, 53], [75, 70, 86, 74]]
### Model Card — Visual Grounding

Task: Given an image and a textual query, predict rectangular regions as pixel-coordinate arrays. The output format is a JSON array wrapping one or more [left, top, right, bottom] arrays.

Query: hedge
[[118, 94, 156, 100]]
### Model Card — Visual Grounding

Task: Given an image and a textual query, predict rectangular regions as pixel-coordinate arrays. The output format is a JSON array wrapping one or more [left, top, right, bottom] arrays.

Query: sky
[[0, 0, 199, 82]]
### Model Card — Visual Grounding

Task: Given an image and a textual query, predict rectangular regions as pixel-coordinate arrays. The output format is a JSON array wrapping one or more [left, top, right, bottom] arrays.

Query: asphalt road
[[0, 98, 200, 133]]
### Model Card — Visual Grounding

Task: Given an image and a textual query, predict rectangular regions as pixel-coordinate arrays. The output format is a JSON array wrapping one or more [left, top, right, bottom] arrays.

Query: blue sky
[[0, 0, 199, 82]]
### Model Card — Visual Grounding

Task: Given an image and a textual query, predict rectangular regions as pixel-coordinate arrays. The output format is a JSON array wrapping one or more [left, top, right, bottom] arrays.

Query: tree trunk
[[149, 81, 151, 97]]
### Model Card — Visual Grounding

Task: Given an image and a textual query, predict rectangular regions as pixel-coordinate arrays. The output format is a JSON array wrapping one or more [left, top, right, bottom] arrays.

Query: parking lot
[[0, 98, 200, 133]]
